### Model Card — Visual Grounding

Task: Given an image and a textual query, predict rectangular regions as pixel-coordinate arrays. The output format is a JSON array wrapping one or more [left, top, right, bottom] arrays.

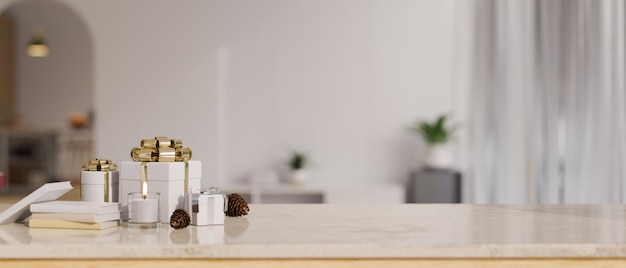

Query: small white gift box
[[81, 170, 119, 203], [120, 161, 201, 223], [185, 188, 226, 226]]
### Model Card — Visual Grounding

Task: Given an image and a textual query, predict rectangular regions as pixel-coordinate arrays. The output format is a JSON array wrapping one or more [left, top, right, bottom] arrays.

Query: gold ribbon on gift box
[[81, 159, 117, 202], [130, 136, 193, 197]]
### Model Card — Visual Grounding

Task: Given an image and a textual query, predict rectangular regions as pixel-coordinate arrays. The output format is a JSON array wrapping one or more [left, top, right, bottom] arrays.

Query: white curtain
[[467, 0, 626, 203]]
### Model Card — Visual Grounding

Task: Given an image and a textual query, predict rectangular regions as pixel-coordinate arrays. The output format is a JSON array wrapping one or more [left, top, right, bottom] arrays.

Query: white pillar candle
[[128, 192, 160, 223]]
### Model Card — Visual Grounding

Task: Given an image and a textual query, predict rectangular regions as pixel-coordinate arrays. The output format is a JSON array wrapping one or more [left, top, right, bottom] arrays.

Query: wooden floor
[[1, 259, 626, 268]]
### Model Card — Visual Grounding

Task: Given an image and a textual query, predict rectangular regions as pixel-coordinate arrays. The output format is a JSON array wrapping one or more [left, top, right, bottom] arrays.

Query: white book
[[0, 181, 73, 225], [29, 226, 120, 242], [30, 201, 120, 214], [29, 211, 120, 223], [28, 219, 119, 230]]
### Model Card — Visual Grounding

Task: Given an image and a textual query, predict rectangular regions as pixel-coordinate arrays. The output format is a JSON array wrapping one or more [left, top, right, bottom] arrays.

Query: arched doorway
[[0, 0, 93, 195]]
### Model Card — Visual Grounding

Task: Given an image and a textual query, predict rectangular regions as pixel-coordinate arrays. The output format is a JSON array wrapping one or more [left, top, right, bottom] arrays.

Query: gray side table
[[407, 169, 461, 203]]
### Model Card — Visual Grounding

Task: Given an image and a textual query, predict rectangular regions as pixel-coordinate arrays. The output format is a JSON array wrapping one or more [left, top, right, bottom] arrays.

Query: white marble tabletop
[[0, 204, 626, 259]]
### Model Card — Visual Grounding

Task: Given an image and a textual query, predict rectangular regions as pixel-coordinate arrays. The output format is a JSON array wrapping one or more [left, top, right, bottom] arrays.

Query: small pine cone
[[170, 208, 190, 229], [227, 193, 250, 217]]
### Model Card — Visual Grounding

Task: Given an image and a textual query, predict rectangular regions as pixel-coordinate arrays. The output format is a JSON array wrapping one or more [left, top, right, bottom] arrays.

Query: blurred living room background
[[0, 0, 624, 204]]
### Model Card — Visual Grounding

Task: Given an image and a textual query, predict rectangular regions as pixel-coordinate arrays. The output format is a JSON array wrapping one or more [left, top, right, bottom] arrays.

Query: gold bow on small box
[[82, 159, 117, 171]]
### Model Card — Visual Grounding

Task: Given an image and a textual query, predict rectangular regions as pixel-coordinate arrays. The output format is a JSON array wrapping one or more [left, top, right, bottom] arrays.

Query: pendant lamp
[[27, 25, 49, 57]]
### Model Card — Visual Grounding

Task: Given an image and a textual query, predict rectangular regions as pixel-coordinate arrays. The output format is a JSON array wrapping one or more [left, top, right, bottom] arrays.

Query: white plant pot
[[424, 144, 453, 169], [289, 169, 308, 185]]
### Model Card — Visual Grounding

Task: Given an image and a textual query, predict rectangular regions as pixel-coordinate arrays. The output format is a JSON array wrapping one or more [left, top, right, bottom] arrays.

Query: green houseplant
[[411, 115, 455, 169], [287, 151, 309, 184], [288, 151, 308, 171]]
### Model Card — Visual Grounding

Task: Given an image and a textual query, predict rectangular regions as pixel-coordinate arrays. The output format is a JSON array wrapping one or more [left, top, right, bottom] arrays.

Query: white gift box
[[120, 161, 201, 223], [185, 191, 226, 225], [81, 170, 119, 203]]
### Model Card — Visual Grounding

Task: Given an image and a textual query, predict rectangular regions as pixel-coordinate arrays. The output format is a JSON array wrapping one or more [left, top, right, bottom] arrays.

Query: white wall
[[0, 0, 457, 187], [216, 1, 456, 184], [3, 0, 92, 130]]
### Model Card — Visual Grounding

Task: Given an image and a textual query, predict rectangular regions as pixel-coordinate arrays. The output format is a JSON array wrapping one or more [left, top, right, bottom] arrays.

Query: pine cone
[[170, 208, 190, 229], [227, 193, 250, 217]]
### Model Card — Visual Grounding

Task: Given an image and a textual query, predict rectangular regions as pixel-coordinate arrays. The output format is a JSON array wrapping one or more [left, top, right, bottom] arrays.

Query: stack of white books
[[28, 201, 120, 230]]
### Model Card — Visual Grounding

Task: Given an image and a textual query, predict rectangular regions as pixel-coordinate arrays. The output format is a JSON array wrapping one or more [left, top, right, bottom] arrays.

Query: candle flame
[[142, 181, 147, 199]]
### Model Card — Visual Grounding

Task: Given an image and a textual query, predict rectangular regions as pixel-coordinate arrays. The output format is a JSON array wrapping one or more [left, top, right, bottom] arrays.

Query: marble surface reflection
[[0, 204, 625, 258]]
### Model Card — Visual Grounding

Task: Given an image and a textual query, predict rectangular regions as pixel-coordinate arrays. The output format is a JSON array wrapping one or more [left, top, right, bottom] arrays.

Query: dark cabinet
[[0, 130, 57, 191], [407, 169, 461, 203]]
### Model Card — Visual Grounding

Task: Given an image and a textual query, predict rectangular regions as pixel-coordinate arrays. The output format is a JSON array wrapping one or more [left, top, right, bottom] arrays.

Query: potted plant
[[411, 115, 455, 169], [287, 151, 309, 185]]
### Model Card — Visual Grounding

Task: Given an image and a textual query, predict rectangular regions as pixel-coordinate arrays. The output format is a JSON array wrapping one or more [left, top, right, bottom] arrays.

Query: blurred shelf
[[0, 129, 58, 193], [216, 183, 405, 204]]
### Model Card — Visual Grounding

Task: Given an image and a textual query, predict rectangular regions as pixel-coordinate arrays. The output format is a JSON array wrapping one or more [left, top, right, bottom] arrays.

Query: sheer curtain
[[466, 0, 626, 203]]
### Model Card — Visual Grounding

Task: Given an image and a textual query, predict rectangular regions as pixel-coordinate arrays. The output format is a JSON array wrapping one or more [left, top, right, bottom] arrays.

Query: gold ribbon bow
[[82, 159, 117, 172], [130, 137, 192, 162], [81, 159, 117, 202], [130, 137, 193, 196]]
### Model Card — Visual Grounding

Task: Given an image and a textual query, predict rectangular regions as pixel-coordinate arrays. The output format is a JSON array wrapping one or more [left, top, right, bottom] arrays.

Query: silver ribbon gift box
[[185, 187, 227, 226]]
